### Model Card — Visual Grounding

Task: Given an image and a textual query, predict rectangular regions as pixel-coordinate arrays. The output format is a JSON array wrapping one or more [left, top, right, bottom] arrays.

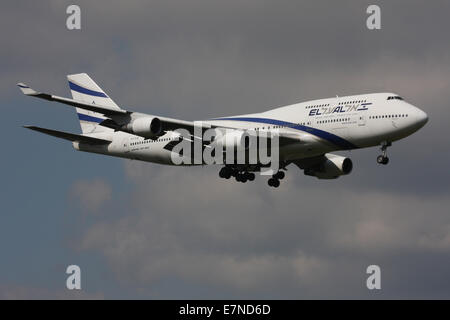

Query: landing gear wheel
[[235, 173, 247, 183], [219, 167, 232, 179], [268, 178, 280, 188], [247, 172, 255, 181], [377, 155, 389, 165], [377, 141, 392, 165], [274, 171, 285, 180]]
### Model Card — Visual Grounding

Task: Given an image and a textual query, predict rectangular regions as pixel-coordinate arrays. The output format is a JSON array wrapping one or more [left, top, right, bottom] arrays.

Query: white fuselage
[[74, 92, 428, 164]]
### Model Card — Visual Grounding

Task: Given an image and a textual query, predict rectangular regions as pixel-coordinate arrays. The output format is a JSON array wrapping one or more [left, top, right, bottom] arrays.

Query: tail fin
[[67, 73, 120, 134]]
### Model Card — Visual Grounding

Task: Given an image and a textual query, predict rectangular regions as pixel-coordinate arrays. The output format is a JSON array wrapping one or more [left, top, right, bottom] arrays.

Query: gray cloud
[[77, 161, 450, 298], [0, 285, 104, 300], [69, 179, 112, 214]]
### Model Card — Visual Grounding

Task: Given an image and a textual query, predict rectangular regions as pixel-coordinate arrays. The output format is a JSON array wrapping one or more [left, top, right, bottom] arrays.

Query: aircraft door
[[358, 115, 366, 126], [122, 136, 130, 153]]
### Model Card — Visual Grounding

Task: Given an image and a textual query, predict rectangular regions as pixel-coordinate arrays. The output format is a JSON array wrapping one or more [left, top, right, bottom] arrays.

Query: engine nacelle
[[304, 154, 353, 179], [123, 117, 162, 139]]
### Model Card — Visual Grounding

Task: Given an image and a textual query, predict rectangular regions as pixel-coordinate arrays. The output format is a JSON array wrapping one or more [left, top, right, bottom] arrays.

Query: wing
[[23, 126, 111, 145], [18, 83, 219, 134], [17, 82, 306, 146], [18, 83, 127, 116]]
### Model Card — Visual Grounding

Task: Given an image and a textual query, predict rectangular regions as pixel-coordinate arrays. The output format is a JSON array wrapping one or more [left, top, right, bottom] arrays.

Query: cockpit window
[[387, 96, 404, 101]]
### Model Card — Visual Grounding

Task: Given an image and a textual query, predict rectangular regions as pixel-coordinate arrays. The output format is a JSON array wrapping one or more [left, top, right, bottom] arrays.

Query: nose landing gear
[[377, 141, 391, 165]]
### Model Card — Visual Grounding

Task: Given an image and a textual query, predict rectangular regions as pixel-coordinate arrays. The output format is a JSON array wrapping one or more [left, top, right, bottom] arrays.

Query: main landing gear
[[219, 166, 286, 187], [377, 141, 391, 165], [267, 170, 285, 188], [235, 172, 255, 183], [219, 167, 255, 183]]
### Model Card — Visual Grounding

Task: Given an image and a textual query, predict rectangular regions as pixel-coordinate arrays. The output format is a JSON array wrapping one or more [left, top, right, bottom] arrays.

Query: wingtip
[[17, 83, 38, 95]]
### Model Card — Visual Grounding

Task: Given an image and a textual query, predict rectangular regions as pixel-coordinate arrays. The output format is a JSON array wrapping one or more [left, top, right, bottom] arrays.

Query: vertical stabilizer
[[67, 73, 120, 134]]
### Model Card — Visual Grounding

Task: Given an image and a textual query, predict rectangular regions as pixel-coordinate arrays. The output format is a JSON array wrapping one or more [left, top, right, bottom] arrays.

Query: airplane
[[18, 73, 428, 188]]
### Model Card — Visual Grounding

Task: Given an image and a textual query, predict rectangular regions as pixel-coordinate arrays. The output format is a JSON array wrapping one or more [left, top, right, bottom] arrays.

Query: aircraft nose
[[416, 108, 428, 127]]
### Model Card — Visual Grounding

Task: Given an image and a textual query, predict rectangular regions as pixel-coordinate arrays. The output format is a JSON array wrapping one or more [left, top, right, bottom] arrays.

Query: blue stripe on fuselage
[[69, 81, 108, 97], [77, 113, 104, 123], [213, 117, 357, 149]]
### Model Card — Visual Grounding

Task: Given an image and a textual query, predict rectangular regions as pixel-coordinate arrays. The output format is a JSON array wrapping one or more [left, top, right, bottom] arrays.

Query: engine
[[123, 117, 163, 139], [304, 154, 353, 179]]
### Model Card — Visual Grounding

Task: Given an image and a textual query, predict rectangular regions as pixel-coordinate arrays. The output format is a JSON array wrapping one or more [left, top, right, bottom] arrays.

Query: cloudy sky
[[1, 0, 450, 299]]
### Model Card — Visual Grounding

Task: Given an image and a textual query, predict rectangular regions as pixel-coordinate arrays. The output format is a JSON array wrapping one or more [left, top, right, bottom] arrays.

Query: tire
[[273, 179, 280, 188], [248, 173, 255, 181], [268, 178, 275, 187], [382, 157, 389, 165], [276, 171, 285, 180], [219, 168, 226, 178], [377, 155, 385, 164]]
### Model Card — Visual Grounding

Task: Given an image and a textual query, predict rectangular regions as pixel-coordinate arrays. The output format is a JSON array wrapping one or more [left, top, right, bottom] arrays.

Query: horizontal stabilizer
[[23, 126, 112, 145], [17, 83, 39, 96]]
